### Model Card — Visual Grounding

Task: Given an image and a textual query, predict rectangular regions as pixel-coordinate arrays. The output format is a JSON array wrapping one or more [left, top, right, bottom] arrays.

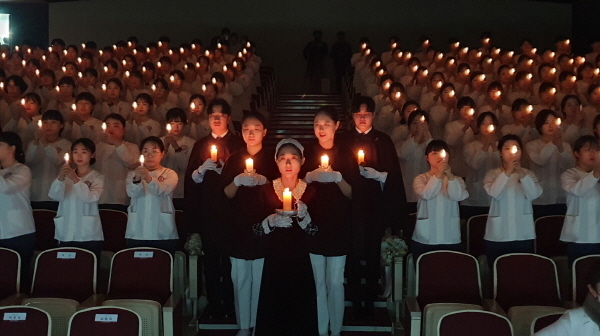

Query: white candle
[[210, 145, 218, 161], [357, 150, 365, 165], [321, 155, 329, 168], [245, 158, 254, 172], [511, 145, 518, 154], [38, 120, 42, 128], [139, 154, 145, 166], [101, 122, 106, 131], [283, 188, 292, 211], [166, 124, 172, 132], [64, 153, 69, 162], [440, 149, 447, 159]]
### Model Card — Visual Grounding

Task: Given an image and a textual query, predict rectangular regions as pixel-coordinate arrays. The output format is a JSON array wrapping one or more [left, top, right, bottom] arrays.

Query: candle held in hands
[[440, 149, 447, 159], [38, 120, 42, 128], [282, 188, 292, 211], [210, 145, 218, 161], [357, 150, 365, 165], [139, 155, 145, 166], [245, 158, 254, 173], [64, 153, 69, 162], [101, 122, 106, 131], [321, 155, 329, 169]]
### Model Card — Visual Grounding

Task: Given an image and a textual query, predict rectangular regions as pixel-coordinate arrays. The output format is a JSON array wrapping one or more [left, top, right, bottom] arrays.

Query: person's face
[[167, 120, 184, 136], [541, 89, 557, 105], [409, 115, 427, 135], [40, 75, 53, 87], [123, 57, 135, 71], [459, 105, 476, 122], [72, 143, 94, 167], [501, 140, 521, 164], [517, 77, 532, 91], [276, 146, 304, 179], [242, 117, 266, 147], [542, 114, 559, 136], [134, 100, 150, 116], [76, 100, 93, 118], [499, 68, 513, 84], [468, 50, 481, 63], [591, 88, 600, 104], [23, 99, 39, 116], [64, 64, 77, 77], [380, 79, 392, 93], [479, 115, 496, 135], [514, 104, 533, 123], [488, 88, 502, 101], [441, 87, 456, 103], [84, 74, 97, 87], [560, 75, 576, 91], [106, 82, 121, 99], [141, 142, 164, 169], [80, 58, 92, 70], [128, 76, 141, 89], [353, 105, 374, 132], [521, 41, 533, 53], [403, 104, 419, 122], [426, 149, 446, 169], [170, 74, 182, 89], [47, 53, 59, 67], [153, 83, 167, 99], [189, 98, 205, 115], [431, 75, 444, 91], [66, 48, 77, 61], [313, 113, 339, 144], [6, 80, 21, 97], [472, 74, 486, 91], [575, 143, 599, 169], [42, 119, 62, 137], [563, 98, 580, 118], [540, 67, 556, 82], [105, 118, 125, 139], [0, 141, 15, 162], [208, 108, 230, 134]]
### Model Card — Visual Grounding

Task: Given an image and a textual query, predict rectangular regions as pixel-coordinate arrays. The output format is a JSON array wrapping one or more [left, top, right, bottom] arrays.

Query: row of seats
[[0, 305, 141, 336], [0, 247, 183, 336], [400, 251, 600, 336]]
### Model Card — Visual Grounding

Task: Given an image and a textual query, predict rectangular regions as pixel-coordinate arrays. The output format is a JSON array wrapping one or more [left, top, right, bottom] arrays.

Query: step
[[277, 99, 342, 104]]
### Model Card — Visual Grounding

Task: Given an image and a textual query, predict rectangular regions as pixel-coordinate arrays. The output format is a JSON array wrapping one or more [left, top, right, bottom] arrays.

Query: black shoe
[[351, 301, 364, 320], [364, 301, 375, 319]]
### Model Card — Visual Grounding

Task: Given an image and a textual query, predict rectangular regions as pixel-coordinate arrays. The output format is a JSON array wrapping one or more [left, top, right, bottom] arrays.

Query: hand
[[304, 170, 342, 183], [266, 213, 293, 228], [58, 163, 70, 182], [34, 129, 45, 144], [197, 159, 218, 175], [135, 166, 151, 183], [65, 166, 79, 182], [70, 112, 82, 125], [505, 160, 518, 176], [360, 166, 388, 183], [233, 173, 256, 186], [296, 200, 308, 218]]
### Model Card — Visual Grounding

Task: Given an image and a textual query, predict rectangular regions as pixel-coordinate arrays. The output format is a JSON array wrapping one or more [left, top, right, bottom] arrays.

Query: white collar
[[212, 131, 228, 139], [356, 127, 373, 135]]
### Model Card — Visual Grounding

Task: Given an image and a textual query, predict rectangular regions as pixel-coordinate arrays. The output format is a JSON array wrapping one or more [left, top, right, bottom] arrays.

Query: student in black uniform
[[339, 96, 408, 319]]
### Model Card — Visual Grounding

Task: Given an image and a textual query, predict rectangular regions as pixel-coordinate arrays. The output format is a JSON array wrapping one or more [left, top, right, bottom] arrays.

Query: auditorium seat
[[0, 248, 25, 306], [32, 209, 58, 251], [530, 312, 564, 334], [102, 247, 183, 336], [0, 305, 52, 336], [99, 209, 128, 253], [404, 250, 490, 336], [22, 247, 100, 336], [438, 310, 513, 336], [534, 215, 567, 257], [67, 306, 141, 336], [494, 253, 566, 336], [572, 255, 600, 306], [466, 214, 487, 258]]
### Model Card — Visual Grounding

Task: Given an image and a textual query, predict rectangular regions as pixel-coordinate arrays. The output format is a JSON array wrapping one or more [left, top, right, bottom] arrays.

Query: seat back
[[30, 247, 97, 303], [32, 209, 57, 251], [174, 210, 186, 252], [99, 209, 128, 253], [417, 251, 482, 307], [438, 310, 513, 336], [68, 306, 141, 336], [531, 312, 563, 334], [494, 253, 561, 310], [466, 215, 487, 257], [535, 216, 567, 257], [107, 248, 173, 304], [573, 255, 600, 305], [0, 306, 51, 336], [0, 248, 20, 299]]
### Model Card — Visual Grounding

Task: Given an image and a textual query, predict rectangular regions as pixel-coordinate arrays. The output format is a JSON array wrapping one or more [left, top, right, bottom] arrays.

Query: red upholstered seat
[[174, 210, 186, 252], [30, 248, 97, 303], [535, 215, 567, 257], [573, 255, 600, 305], [494, 253, 561, 311], [68, 306, 140, 336], [0, 306, 51, 336], [438, 310, 513, 336], [0, 248, 20, 300], [32, 209, 57, 251], [416, 251, 482, 308], [466, 215, 487, 257], [99, 209, 128, 253], [105, 248, 173, 305], [531, 312, 563, 334]]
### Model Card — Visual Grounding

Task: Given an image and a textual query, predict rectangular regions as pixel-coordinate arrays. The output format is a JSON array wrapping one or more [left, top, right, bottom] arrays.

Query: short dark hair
[[425, 139, 449, 156], [0, 132, 25, 163], [134, 93, 153, 106], [457, 96, 476, 110], [535, 109, 558, 134], [71, 138, 97, 165], [498, 134, 523, 152], [140, 136, 165, 152], [351, 96, 375, 113], [165, 108, 187, 124], [477, 111, 499, 128], [104, 113, 126, 128], [315, 105, 339, 123], [561, 95, 581, 112], [407, 109, 429, 126], [574, 135, 599, 153], [242, 111, 267, 128], [207, 98, 231, 116], [5, 75, 28, 93], [75, 92, 96, 106], [106, 78, 123, 91]]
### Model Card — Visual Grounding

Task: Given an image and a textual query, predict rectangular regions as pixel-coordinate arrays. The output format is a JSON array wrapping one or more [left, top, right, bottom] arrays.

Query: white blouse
[[0, 163, 35, 239], [501, 124, 539, 145], [398, 136, 432, 202], [462, 140, 502, 207], [126, 118, 161, 145], [525, 139, 575, 205], [560, 168, 600, 244], [429, 104, 456, 140], [125, 167, 179, 240], [64, 117, 104, 143], [412, 172, 468, 245], [94, 101, 133, 121], [483, 167, 542, 241], [159, 135, 195, 198], [94, 141, 140, 206], [25, 138, 72, 202], [443, 120, 475, 177], [48, 170, 104, 242], [2, 115, 42, 152]]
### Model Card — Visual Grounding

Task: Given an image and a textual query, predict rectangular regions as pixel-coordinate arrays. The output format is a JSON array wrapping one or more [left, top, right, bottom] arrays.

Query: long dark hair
[[0, 132, 25, 163]]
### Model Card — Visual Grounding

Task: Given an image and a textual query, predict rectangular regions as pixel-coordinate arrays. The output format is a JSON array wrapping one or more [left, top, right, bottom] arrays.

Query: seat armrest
[[0, 293, 27, 306], [483, 299, 507, 316], [79, 294, 104, 309], [564, 301, 580, 309], [163, 293, 181, 310], [405, 297, 421, 317]]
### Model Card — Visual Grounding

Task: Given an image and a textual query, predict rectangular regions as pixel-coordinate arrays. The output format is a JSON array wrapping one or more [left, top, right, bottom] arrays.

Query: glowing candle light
[[112, 45, 117, 50], [440, 149, 447, 159], [412, 65, 418, 72], [509, 68, 516, 75], [435, 81, 443, 89], [205, 50, 211, 56], [192, 44, 197, 50], [191, 102, 196, 109], [477, 51, 482, 58], [420, 115, 426, 123], [405, 52, 412, 59], [596, 69, 600, 76], [423, 69, 429, 76], [449, 90, 455, 98], [217, 43, 222, 49], [223, 65, 228, 72], [245, 158, 254, 172], [49, 46, 53, 52], [566, 39, 571, 45], [38, 120, 42, 128], [42, 55, 46, 61], [550, 68, 557, 75], [81, 43, 86, 49], [321, 155, 329, 168], [391, 42, 397, 49], [384, 82, 390, 89], [527, 59, 534, 66], [103, 66, 108, 72], [99, 50, 103, 56], [527, 105, 533, 113], [526, 73, 533, 80], [210, 145, 218, 161], [464, 69, 471, 75], [133, 50, 137, 55], [378, 69, 384, 75], [449, 59, 455, 65], [71, 104, 76, 110], [233, 61, 238, 67], [139, 154, 145, 166], [532, 48, 537, 54], [62, 50, 67, 56], [556, 118, 562, 126], [142, 66, 147, 72], [394, 92, 401, 99], [169, 75, 175, 82], [102, 84, 107, 91], [488, 124, 495, 132], [361, 43, 367, 49], [508, 51, 514, 57], [282, 188, 292, 211], [461, 47, 468, 53], [55, 85, 59, 92], [157, 62, 162, 68], [570, 76, 577, 82], [246, 42, 251, 48], [202, 84, 207, 92], [468, 108, 475, 116], [511, 145, 518, 154], [211, 78, 217, 84], [151, 84, 156, 91], [357, 150, 365, 165], [158, 41, 163, 47], [550, 88, 557, 95], [179, 47, 184, 53], [146, 47, 150, 53], [61, 66, 66, 72], [168, 50, 173, 56], [237, 52, 243, 58], [102, 122, 106, 131], [453, 42, 460, 48], [494, 90, 502, 98], [479, 74, 486, 81], [64, 153, 69, 162], [375, 61, 381, 67], [20, 98, 25, 105], [132, 101, 138, 109], [128, 41, 132, 47], [77, 57, 82, 63], [484, 38, 490, 44], [166, 123, 172, 132], [568, 59, 574, 65], [437, 53, 444, 59]]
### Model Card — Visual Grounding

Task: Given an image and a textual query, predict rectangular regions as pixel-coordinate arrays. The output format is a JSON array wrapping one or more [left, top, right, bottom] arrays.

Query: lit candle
[[479, 74, 486, 81], [420, 115, 425, 123], [223, 65, 228, 72], [71, 104, 76, 110], [411, 65, 418, 72], [102, 84, 106, 91], [157, 62, 162, 68], [233, 61, 238, 67], [99, 50, 103, 56], [166, 124, 172, 132], [488, 124, 495, 132], [437, 53, 444, 59], [449, 90, 455, 98], [405, 52, 412, 59], [202, 84, 207, 92], [61, 66, 66, 72], [527, 59, 534, 66], [142, 66, 146, 72], [570, 76, 577, 82], [103, 66, 108, 72], [168, 50, 173, 55], [566, 39, 570, 45], [550, 51, 556, 58], [205, 50, 211, 56], [133, 50, 137, 55], [394, 92, 401, 99], [42, 55, 46, 61], [422, 69, 429, 76], [245, 158, 254, 172], [191, 102, 196, 109], [357, 150, 365, 165], [211, 78, 217, 84], [509, 68, 516, 75], [556, 118, 562, 126], [125, 71, 130, 78], [484, 38, 490, 44], [237, 52, 242, 58], [494, 91, 502, 98], [122, 59, 126, 66], [128, 41, 132, 47], [527, 105, 533, 113], [101, 122, 106, 131], [151, 84, 156, 91], [464, 69, 470, 75], [112, 44, 117, 50], [179, 47, 184, 53], [532, 48, 537, 54], [440, 149, 447, 160], [20, 98, 25, 105], [169, 75, 175, 82], [511, 145, 518, 154], [55, 85, 59, 92], [81, 43, 86, 49], [38, 120, 42, 128], [246, 42, 251, 48], [435, 81, 443, 89], [526, 73, 533, 80], [550, 88, 557, 95], [508, 51, 515, 57], [391, 42, 397, 49], [468, 108, 475, 116], [550, 68, 556, 75], [64, 153, 69, 162], [77, 72, 82, 79], [158, 41, 163, 47], [132, 102, 138, 109], [321, 155, 329, 168], [195, 62, 200, 68], [217, 43, 222, 49], [210, 145, 218, 161], [486, 58, 493, 64], [477, 51, 482, 58], [145, 47, 150, 53], [595, 69, 600, 76], [282, 188, 292, 211], [139, 154, 145, 166]]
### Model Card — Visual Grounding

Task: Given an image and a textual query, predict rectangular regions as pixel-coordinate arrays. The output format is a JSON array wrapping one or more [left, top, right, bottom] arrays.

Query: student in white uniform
[[483, 134, 542, 265], [26, 110, 72, 210], [64, 92, 103, 143], [462, 112, 502, 219], [419, 72, 444, 113], [47, 76, 76, 121], [186, 94, 210, 140], [429, 83, 458, 140], [584, 84, 600, 130], [3, 92, 43, 151], [444, 96, 477, 177], [534, 270, 600, 336], [49, 138, 104, 259], [95, 113, 140, 212], [95, 78, 132, 121], [560, 95, 590, 147], [167, 70, 191, 110], [478, 81, 512, 127], [502, 98, 538, 146], [559, 135, 600, 266], [126, 136, 179, 255], [412, 139, 468, 262], [160, 108, 195, 209], [0, 132, 36, 288], [526, 109, 574, 218], [150, 78, 176, 126], [127, 93, 161, 145], [533, 82, 559, 116], [398, 110, 433, 213], [391, 100, 420, 148]]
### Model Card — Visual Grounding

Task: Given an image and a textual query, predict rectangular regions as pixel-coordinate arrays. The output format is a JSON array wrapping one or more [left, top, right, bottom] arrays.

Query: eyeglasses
[[141, 150, 161, 157]]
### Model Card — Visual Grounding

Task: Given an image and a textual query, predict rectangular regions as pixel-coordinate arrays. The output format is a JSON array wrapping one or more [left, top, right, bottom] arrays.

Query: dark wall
[[572, 0, 600, 56], [0, 2, 49, 47]]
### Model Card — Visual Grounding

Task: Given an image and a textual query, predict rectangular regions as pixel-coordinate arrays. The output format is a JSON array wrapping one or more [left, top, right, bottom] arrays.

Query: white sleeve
[[526, 141, 555, 166], [447, 177, 469, 201], [146, 169, 178, 196], [562, 170, 599, 197], [126, 170, 145, 198], [0, 165, 31, 194], [115, 143, 140, 167], [532, 310, 575, 336], [72, 174, 104, 203], [414, 174, 442, 200], [484, 169, 509, 199], [520, 171, 543, 200], [48, 178, 66, 202]]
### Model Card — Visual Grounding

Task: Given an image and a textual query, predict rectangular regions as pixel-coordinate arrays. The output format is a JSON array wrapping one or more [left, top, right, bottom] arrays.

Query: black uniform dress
[[302, 140, 360, 257], [253, 180, 319, 336], [220, 146, 279, 261], [184, 131, 244, 315], [339, 128, 409, 303]]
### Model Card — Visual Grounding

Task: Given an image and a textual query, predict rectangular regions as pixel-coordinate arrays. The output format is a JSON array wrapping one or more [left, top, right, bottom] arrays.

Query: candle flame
[[139, 154, 145, 165], [449, 90, 455, 98], [102, 122, 106, 131], [440, 149, 447, 158], [71, 104, 76, 110], [166, 124, 172, 132], [550, 88, 557, 95], [435, 81, 442, 88], [211, 78, 217, 84], [157, 62, 162, 67], [420, 115, 425, 122], [509, 68, 516, 75], [479, 74, 486, 81], [151, 84, 156, 91], [38, 120, 42, 128], [102, 84, 107, 91], [64, 153, 69, 162], [526, 73, 533, 80], [395, 92, 401, 99], [468, 108, 475, 115], [527, 105, 533, 113], [202, 84, 207, 91], [180, 47, 184, 53], [20, 98, 25, 105], [488, 124, 495, 132], [103, 66, 108, 72], [556, 118, 562, 126], [169, 75, 175, 82], [132, 101, 138, 109], [511, 145, 518, 154]]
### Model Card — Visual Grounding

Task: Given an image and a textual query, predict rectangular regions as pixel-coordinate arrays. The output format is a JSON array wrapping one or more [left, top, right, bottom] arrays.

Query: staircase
[[265, 94, 347, 147]]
